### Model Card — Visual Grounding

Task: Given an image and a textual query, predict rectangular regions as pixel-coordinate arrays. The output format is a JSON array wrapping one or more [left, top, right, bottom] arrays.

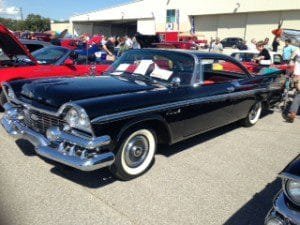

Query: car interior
[[201, 60, 247, 85]]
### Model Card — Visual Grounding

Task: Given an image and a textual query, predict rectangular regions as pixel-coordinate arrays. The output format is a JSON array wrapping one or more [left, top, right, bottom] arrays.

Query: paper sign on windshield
[[116, 63, 130, 71], [133, 60, 154, 75], [150, 64, 173, 80]]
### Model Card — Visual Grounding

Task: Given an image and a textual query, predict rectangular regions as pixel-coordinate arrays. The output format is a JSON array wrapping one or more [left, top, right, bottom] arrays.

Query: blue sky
[[5, 0, 132, 20]]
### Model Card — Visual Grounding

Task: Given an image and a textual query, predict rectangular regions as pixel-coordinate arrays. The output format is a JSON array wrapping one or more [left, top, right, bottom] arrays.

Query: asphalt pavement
[[0, 111, 299, 225]]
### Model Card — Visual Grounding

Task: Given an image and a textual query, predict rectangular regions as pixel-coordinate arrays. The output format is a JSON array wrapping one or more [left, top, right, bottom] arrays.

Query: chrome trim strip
[[5, 81, 281, 125], [91, 87, 279, 124], [279, 172, 300, 182]]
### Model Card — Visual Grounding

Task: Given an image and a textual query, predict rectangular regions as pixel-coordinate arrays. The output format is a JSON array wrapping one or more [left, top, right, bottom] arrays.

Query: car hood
[[20, 76, 155, 107], [0, 24, 37, 64]]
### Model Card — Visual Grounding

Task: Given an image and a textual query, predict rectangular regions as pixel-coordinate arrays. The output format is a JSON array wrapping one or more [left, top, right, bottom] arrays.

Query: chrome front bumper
[[265, 192, 300, 225], [1, 104, 115, 171]]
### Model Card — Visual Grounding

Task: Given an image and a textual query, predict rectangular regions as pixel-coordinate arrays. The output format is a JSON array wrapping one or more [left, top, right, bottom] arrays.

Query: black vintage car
[[221, 37, 244, 48], [265, 156, 300, 225], [1, 49, 284, 180]]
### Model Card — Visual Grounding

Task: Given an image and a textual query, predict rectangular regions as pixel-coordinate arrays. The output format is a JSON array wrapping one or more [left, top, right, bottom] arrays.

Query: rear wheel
[[241, 101, 262, 127], [110, 128, 157, 181]]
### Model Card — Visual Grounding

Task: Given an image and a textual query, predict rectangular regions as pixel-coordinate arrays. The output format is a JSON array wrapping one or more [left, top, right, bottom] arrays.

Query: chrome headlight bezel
[[283, 178, 300, 206], [2, 83, 16, 100], [64, 106, 92, 133]]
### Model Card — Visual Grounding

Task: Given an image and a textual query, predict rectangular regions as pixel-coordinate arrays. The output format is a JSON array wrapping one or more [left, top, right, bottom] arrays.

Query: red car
[[0, 24, 110, 106]]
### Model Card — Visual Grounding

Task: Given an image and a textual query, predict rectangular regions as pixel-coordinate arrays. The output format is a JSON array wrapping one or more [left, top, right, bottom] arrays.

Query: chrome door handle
[[226, 87, 235, 92]]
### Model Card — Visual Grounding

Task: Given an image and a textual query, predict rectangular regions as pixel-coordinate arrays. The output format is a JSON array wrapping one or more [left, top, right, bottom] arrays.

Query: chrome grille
[[23, 109, 65, 134]]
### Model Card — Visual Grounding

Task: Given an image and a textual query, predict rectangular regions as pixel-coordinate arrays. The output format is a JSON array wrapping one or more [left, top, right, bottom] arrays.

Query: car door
[[217, 59, 258, 121], [178, 58, 239, 138]]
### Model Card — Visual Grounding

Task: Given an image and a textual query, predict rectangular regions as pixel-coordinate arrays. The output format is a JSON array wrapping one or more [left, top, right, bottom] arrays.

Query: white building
[[70, 0, 300, 42]]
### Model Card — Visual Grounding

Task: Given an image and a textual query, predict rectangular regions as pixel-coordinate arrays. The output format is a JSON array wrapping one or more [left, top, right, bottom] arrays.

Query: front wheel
[[241, 102, 262, 127], [110, 128, 157, 181]]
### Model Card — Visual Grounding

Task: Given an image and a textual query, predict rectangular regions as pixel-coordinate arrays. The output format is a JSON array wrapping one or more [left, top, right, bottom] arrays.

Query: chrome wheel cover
[[249, 102, 262, 123], [124, 135, 149, 168]]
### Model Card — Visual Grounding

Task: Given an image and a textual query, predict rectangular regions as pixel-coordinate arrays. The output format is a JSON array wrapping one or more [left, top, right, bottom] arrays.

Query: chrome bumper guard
[[265, 192, 300, 225], [1, 103, 115, 171]]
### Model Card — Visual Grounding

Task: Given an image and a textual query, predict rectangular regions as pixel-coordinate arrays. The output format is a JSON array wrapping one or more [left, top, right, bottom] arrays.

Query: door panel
[[179, 83, 236, 138]]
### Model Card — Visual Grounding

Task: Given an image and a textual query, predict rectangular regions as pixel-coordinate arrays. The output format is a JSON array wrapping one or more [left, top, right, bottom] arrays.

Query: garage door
[[194, 15, 218, 39], [137, 19, 156, 35], [217, 14, 246, 39]]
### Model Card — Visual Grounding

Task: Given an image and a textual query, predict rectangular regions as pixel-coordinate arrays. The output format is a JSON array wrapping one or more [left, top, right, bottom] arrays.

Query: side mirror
[[64, 58, 74, 66], [170, 77, 181, 87]]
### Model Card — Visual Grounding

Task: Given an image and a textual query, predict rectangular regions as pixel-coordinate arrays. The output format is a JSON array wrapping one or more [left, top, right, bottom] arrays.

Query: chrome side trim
[[91, 87, 278, 123], [6, 81, 281, 125]]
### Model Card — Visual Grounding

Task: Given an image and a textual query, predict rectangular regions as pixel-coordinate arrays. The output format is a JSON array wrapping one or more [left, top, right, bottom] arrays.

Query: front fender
[[279, 155, 300, 181]]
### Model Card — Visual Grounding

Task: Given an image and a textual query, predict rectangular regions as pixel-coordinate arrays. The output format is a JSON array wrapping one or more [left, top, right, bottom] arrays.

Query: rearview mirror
[[64, 59, 74, 66]]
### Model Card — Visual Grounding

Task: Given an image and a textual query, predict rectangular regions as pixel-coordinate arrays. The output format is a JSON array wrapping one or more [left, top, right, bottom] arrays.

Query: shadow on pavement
[[15, 139, 37, 156], [223, 178, 281, 225], [50, 166, 115, 189]]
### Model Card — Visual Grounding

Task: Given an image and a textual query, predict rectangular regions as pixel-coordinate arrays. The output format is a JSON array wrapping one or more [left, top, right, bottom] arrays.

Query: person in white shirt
[[132, 37, 141, 49], [210, 38, 223, 53], [247, 38, 257, 51], [125, 35, 133, 49]]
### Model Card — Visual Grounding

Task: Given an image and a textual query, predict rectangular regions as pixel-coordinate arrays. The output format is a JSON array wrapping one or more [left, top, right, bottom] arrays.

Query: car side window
[[201, 58, 247, 85]]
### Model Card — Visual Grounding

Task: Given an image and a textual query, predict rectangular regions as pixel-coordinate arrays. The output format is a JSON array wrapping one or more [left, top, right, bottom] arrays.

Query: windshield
[[32, 47, 68, 65], [106, 50, 195, 85]]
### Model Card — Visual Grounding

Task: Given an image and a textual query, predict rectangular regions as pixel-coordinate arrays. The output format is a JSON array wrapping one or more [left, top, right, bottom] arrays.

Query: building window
[[166, 9, 176, 23]]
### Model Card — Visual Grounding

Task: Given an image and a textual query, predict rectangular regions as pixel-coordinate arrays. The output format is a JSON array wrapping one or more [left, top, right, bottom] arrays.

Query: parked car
[[0, 24, 111, 106], [230, 50, 288, 73], [1, 49, 284, 180], [221, 37, 244, 48], [20, 39, 51, 52], [265, 155, 300, 225]]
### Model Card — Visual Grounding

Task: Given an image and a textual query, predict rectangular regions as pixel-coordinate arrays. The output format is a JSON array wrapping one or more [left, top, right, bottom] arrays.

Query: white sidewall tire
[[120, 129, 156, 176], [249, 102, 262, 125]]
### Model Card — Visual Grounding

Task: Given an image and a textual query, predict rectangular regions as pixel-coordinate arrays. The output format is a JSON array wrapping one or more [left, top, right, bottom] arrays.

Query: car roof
[[130, 48, 246, 66], [136, 48, 232, 58]]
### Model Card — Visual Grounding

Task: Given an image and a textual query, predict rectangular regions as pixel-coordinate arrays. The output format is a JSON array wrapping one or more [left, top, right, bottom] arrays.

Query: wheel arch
[[116, 115, 172, 145]]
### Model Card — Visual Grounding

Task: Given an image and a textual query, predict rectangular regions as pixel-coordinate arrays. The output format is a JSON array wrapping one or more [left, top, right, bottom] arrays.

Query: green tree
[[24, 14, 50, 32], [0, 14, 50, 31]]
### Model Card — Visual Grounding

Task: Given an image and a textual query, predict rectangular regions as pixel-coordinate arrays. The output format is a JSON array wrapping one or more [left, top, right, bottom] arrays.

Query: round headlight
[[285, 179, 300, 205], [65, 108, 79, 127], [64, 107, 91, 132]]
